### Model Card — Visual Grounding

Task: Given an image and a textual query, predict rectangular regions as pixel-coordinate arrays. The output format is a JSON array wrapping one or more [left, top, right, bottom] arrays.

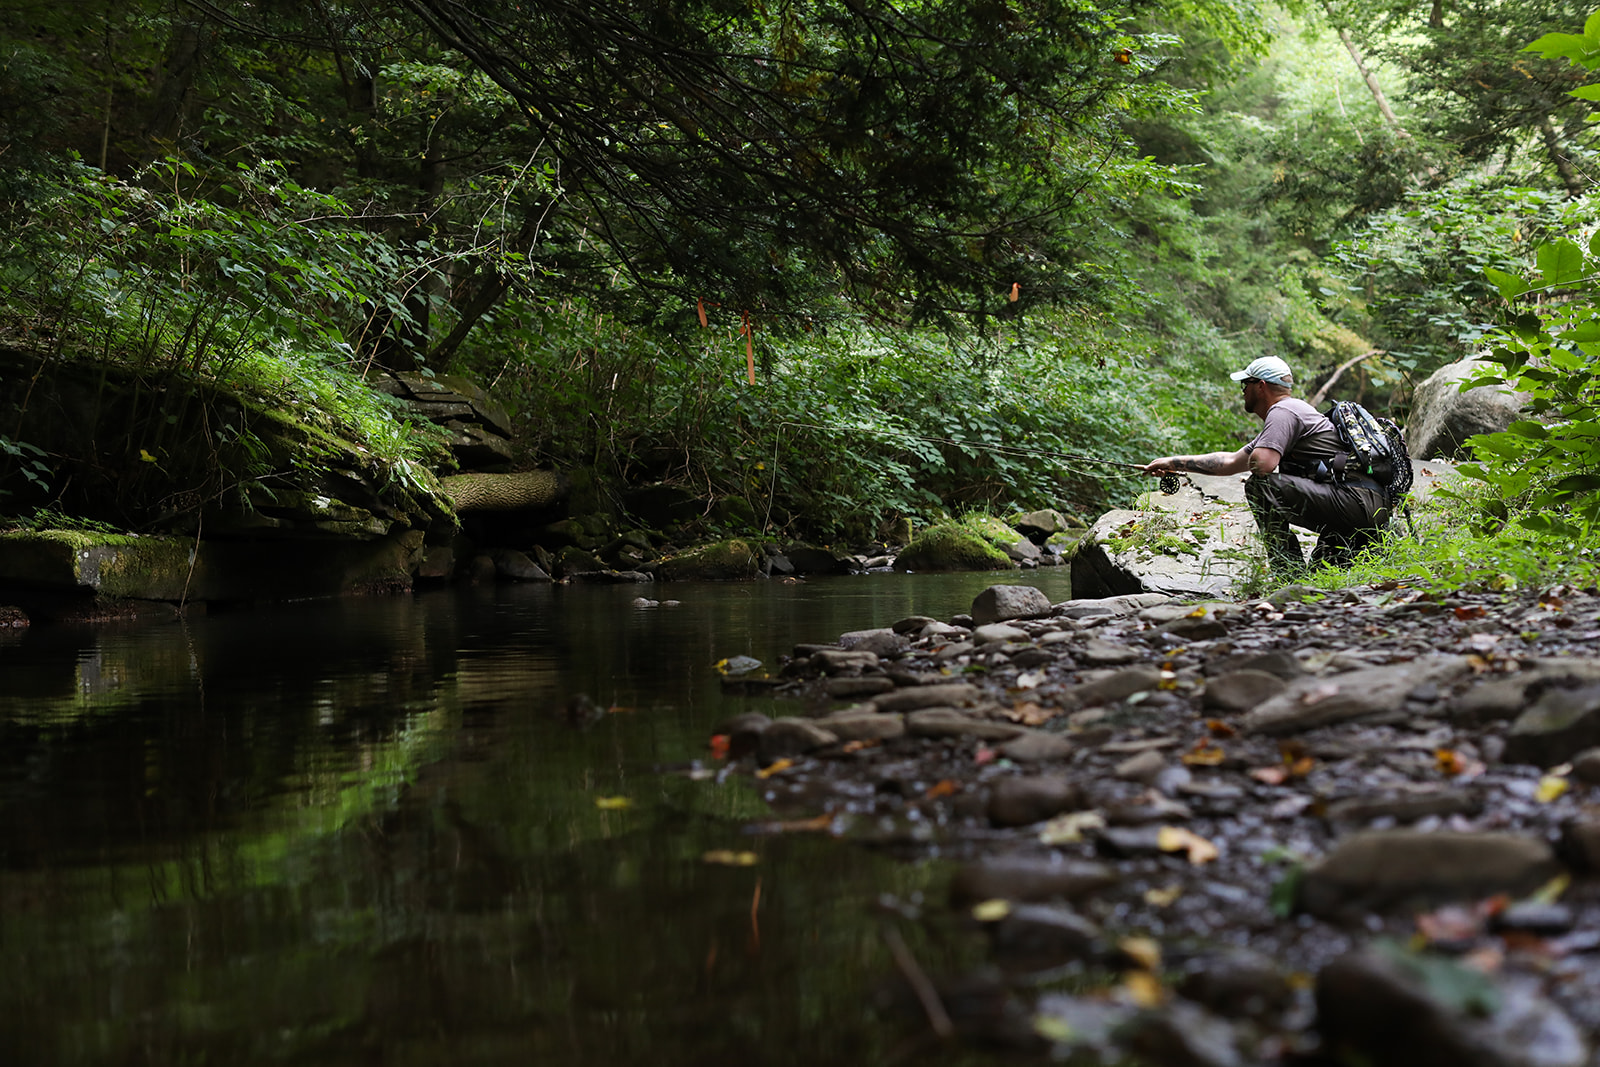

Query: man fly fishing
[[1141, 356, 1388, 573]]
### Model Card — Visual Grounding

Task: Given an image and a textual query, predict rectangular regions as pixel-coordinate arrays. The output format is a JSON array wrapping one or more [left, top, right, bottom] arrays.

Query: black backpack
[[1325, 401, 1413, 503]]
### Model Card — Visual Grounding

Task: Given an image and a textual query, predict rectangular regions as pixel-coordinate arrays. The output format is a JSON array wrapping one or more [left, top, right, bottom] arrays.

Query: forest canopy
[[1, 0, 1597, 565]]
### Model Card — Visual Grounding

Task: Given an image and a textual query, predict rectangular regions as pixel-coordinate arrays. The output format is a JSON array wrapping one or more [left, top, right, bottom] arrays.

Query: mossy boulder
[[894, 520, 1016, 573], [654, 539, 762, 581]]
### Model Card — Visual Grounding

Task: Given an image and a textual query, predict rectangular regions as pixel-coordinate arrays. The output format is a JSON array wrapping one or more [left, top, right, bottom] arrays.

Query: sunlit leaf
[[595, 795, 632, 810], [1181, 740, 1225, 766], [1039, 810, 1105, 845], [756, 758, 795, 779], [1119, 936, 1162, 970], [1535, 775, 1569, 803], [1143, 885, 1182, 908], [1157, 825, 1219, 864], [972, 898, 1011, 922], [1121, 969, 1165, 1007], [701, 849, 759, 866]]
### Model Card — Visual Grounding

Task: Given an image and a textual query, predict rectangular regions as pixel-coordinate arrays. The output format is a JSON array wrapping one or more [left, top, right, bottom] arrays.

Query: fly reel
[[1159, 474, 1181, 495]]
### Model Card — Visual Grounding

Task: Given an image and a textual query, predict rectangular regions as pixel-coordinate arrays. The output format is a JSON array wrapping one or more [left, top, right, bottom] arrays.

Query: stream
[[0, 572, 1077, 1065]]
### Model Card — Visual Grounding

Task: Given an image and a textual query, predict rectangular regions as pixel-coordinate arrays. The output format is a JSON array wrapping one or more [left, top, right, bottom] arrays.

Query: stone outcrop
[[1407, 358, 1529, 460]]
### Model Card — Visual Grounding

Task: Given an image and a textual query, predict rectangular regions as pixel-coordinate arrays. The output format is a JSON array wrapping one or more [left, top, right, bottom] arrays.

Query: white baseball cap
[[1230, 356, 1293, 386]]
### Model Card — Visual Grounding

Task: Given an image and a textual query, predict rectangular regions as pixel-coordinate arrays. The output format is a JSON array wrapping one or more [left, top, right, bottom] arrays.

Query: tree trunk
[[1540, 117, 1584, 198], [140, 19, 215, 155], [1336, 27, 1411, 139]]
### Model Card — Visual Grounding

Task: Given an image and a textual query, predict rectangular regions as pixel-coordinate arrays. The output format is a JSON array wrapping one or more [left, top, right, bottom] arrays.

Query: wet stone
[[1080, 639, 1144, 666], [1120, 1001, 1245, 1067], [1316, 945, 1589, 1067], [1113, 749, 1167, 785], [1062, 666, 1162, 708], [756, 718, 839, 762], [1202, 669, 1287, 713], [1324, 786, 1483, 825], [809, 648, 880, 675], [1559, 812, 1600, 874], [1177, 949, 1293, 1020], [823, 676, 896, 699], [905, 708, 1024, 742], [1571, 747, 1600, 784], [971, 583, 1052, 625], [1204, 648, 1305, 681], [1502, 684, 1600, 768], [987, 903, 1105, 971], [873, 682, 982, 712], [837, 628, 909, 658], [996, 731, 1075, 763], [890, 614, 938, 634], [972, 622, 1030, 645], [1240, 655, 1474, 735], [1298, 830, 1561, 918], [988, 775, 1086, 827], [948, 855, 1118, 905], [816, 711, 904, 743]]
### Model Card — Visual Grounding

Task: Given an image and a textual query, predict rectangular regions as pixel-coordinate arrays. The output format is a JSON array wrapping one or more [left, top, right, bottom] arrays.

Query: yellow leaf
[[1182, 742, 1225, 766], [1033, 1015, 1076, 1043], [1535, 775, 1569, 803], [1144, 885, 1183, 908], [139, 449, 157, 463], [1119, 936, 1162, 971], [594, 796, 632, 810], [701, 849, 759, 866], [1187, 606, 1208, 618], [1038, 810, 1104, 845], [1157, 825, 1219, 865], [1121, 969, 1165, 1007], [1529, 872, 1571, 905], [972, 899, 1011, 922], [756, 758, 795, 779]]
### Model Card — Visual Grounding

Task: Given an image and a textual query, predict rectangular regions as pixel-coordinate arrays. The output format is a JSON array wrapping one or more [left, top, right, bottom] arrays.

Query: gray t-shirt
[[1247, 398, 1343, 471]]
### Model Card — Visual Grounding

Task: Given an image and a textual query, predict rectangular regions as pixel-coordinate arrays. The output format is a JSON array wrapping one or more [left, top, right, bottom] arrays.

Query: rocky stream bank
[[695, 581, 1600, 1066]]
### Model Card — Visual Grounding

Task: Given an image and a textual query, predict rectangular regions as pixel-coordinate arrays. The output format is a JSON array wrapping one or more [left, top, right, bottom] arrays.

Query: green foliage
[[0, 160, 451, 491], [1327, 181, 1600, 388], [0, 436, 50, 500]]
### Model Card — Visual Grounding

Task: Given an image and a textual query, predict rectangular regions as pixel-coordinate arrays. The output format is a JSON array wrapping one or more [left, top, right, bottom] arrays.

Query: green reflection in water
[[0, 573, 1075, 1064]]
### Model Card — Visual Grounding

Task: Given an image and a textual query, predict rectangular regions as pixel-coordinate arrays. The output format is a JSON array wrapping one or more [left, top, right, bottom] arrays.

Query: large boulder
[[894, 520, 1016, 573], [1407, 358, 1529, 460], [653, 538, 762, 581], [1071, 476, 1260, 599]]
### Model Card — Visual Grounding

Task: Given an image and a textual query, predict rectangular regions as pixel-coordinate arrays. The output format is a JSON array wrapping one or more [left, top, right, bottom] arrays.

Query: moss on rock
[[894, 520, 1016, 573], [655, 539, 761, 581], [440, 470, 569, 512]]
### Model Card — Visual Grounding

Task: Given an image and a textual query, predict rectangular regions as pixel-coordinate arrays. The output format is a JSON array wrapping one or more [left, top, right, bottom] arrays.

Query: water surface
[[0, 571, 1076, 1065]]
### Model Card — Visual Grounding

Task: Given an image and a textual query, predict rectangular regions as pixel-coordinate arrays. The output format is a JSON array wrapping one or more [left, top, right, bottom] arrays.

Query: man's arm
[[1143, 446, 1251, 476], [1248, 447, 1281, 476]]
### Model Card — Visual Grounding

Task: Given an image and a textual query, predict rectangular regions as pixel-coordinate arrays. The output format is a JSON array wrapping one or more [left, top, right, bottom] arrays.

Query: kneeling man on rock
[[1141, 356, 1387, 573]]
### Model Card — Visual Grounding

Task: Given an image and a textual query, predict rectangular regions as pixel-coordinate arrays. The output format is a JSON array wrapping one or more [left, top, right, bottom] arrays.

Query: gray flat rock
[[1240, 655, 1473, 735], [1299, 830, 1561, 918]]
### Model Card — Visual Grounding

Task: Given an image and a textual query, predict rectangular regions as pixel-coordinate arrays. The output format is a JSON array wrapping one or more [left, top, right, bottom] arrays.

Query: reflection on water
[[0, 573, 1074, 1065]]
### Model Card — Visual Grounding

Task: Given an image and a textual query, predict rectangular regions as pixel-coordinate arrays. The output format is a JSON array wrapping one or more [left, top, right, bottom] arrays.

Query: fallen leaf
[[595, 796, 632, 810], [974, 746, 998, 765], [1158, 670, 1179, 691], [1285, 755, 1316, 778], [1119, 936, 1163, 971], [1144, 885, 1183, 908], [1033, 1015, 1076, 1043], [1157, 825, 1219, 865], [1008, 702, 1055, 726], [1182, 741, 1226, 766], [702, 849, 759, 866], [1436, 748, 1466, 776], [1301, 682, 1341, 706], [756, 758, 795, 779], [972, 899, 1011, 922], [1038, 810, 1105, 845], [1187, 606, 1209, 618], [1535, 775, 1569, 803], [1015, 670, 1045, 690], [1416, 904, 1484, 945], [1528, 873, 1571, 905], [925, 779, 961, 799], [839, 738, 880, 753], [1204, 718, 1237, 738], [1539, 593, 1566, 611], [709, 734, 731, 759], [1454, 605, 1488, 620], [1121, 969, 1165, 1007], [1251, 765, 1290, 786], [1467, 633, 1502, 652]]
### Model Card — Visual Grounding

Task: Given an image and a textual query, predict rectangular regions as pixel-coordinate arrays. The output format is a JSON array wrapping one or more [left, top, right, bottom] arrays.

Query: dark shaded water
[[0, 572, 1075, 1065]]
